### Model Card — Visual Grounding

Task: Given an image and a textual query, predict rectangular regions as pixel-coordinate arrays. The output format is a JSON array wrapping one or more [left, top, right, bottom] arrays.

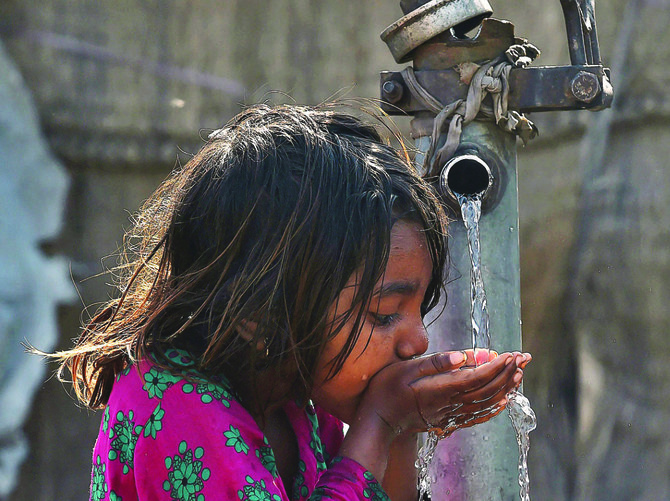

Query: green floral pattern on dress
[[237, 475, 281, 501], [143, 367, 181, 399], [102, 405, 110, 433], [305, 404, 327, 472], [309, 486, 328, 501], [166, 349, 196, 366], [362, 471, 389, 501], [143, 402, 165, 439], [165, 348, 237, 406], [224, 425, 250, 454], [182, 380, 233, 407], [90, 455, 108, 501], [163, 440, 211, 501], [108, 410, 142, 474], [291, 460, 309, 500], [255, 437, 278, 478], [109, 491, 123, 501]]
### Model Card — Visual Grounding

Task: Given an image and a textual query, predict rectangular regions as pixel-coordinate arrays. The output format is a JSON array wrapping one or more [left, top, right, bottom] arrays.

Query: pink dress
[[89, 349, 390, 501]]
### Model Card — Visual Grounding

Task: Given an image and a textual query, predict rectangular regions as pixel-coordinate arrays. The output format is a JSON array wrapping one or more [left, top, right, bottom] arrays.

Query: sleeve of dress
[[310, 456, 390, 501], [311, 406, 390, 501]]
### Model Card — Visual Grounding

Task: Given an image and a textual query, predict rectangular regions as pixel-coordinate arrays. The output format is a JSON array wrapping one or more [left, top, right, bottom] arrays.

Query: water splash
[[507, 390, 537, 501], [416, 431, 440, 500]]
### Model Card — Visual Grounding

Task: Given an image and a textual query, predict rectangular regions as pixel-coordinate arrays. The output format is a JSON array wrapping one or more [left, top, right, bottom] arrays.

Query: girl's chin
[[310, 394, 358, 424]]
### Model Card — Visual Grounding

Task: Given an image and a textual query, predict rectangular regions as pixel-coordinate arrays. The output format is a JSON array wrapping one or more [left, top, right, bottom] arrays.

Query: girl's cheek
[[361, 374, 368, 381]]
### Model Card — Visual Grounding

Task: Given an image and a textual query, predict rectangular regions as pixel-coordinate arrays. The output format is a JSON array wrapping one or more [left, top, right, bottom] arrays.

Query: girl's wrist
[[384, 433, 420, 501], [338, 409, 398, 482]]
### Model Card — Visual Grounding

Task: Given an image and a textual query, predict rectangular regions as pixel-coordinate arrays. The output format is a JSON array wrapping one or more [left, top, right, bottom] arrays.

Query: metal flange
[[380, 0, 493, 63]]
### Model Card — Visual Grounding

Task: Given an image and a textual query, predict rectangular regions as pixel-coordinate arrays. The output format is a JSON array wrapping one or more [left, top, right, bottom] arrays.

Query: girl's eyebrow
[[375, 281, 419, 298]]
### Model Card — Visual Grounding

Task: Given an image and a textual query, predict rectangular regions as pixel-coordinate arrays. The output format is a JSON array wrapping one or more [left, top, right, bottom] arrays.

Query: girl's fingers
[[414, 352, 531, 434], [460, 401, 507, 428], [413, 353, 521, 411], [435, 399, 506, 432], [459, 358, 522, 405], [431, 352, 514, 394], [460, 348, 500, 367], [414, 351, 468, 377], [408, 351, 529, 432]]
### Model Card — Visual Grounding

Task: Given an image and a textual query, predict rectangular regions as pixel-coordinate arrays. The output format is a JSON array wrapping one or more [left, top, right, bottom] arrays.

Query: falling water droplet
[[416, 431, 440, 500], [507, 390, 537, 501]]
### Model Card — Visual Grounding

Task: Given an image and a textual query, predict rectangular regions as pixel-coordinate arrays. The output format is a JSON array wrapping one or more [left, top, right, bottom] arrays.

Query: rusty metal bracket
[[380, 4, 613, 116], [381, 64, 612, 114]]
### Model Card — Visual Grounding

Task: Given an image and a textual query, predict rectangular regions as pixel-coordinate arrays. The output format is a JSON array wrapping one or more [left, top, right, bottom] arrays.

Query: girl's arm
[[336, 420, 419, 501], [382, 434, 419, 501]]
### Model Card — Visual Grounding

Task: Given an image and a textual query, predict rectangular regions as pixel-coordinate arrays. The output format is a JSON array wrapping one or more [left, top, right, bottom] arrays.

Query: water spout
[[438, 145, 506, 218], [441, 153, 492, 199]]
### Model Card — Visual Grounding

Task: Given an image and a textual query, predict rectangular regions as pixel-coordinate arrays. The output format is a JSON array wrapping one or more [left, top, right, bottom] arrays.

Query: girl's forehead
[[340, 221, 431, 292]]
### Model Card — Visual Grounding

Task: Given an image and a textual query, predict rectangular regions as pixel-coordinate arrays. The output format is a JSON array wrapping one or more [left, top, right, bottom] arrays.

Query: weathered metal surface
[[380, 0, 492, 63], [411, 18, 516, 70], [507, 65, 612, 111], [381, 3, 613, 117], [560, 0, 588, 65], [381, 79, 404, 104], [380, 64, 613, 114], [380, 0, 609, 497], [560, 0, 602, 66]]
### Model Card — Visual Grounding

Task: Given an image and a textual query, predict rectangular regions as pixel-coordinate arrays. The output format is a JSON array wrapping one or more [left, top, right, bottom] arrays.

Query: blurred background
[[0, 0, 668, 499]]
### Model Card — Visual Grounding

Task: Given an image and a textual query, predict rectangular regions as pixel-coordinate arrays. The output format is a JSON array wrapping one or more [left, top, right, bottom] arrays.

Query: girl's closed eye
[[369, 312, 401, 328]]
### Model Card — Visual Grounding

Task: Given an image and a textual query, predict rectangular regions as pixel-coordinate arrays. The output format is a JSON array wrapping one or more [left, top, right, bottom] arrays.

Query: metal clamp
[[380, 3, 613, 115]]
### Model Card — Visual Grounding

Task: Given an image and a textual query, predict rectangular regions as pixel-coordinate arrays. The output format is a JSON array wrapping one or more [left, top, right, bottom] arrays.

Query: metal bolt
[[570, 71, 601, 103], [382, 80, 404, 104]]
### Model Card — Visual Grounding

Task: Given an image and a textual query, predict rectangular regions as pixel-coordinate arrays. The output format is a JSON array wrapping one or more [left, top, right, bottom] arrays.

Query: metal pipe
[[420, 121, 522, 500], [380, 0, 612, 497], [560, 0, 588, 65]]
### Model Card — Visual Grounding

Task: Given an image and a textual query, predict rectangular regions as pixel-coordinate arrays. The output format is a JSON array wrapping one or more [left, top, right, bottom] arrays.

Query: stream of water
[[416, 192, 537, 501]]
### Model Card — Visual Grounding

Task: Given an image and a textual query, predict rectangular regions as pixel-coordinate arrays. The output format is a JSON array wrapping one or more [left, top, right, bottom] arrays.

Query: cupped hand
[[357, 349, 530, 437]]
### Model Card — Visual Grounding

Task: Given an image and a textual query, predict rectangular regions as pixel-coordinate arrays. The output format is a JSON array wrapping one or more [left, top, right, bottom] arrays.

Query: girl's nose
[[396, 322, 429, 360]]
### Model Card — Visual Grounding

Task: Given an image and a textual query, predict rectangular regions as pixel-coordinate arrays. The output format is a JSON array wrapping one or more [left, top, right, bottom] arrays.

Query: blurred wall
[[0, 0, 668, 500]]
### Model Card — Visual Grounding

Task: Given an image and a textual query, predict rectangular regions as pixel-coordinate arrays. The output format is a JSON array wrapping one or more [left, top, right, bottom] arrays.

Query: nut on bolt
[[382, 80, 404, 104], [571, 71, 601, 103]]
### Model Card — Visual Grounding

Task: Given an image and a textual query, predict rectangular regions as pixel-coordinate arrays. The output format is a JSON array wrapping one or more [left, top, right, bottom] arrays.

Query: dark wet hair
[[54, 103, 448, 410]]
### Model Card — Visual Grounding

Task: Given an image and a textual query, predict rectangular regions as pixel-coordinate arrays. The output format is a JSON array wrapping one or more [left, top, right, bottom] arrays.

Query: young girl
[[54, 104, 529, 501]]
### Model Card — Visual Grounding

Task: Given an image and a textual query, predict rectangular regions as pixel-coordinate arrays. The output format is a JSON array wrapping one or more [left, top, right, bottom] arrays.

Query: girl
[[53, 104, 529, 501]]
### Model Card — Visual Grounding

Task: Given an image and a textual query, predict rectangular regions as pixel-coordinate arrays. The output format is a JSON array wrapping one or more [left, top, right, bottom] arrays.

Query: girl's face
[[311, 220, 433, 424]]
